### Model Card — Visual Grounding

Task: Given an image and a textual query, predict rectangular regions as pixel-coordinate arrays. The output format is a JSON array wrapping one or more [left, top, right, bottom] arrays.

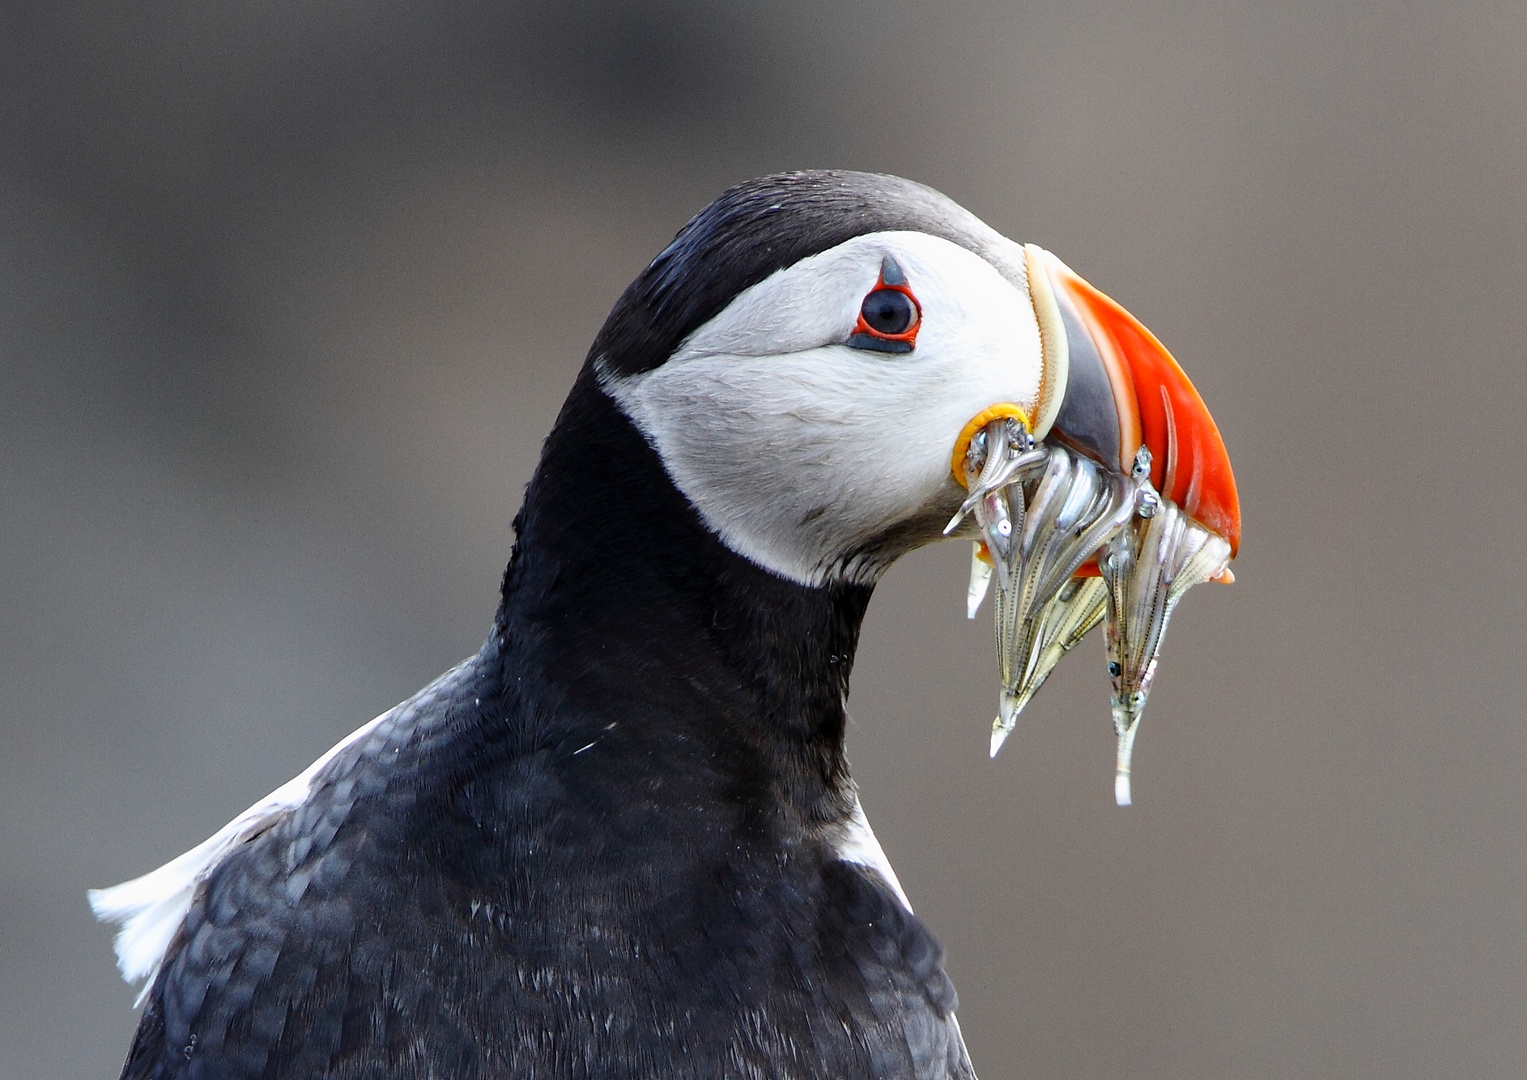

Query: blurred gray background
[[4, 0, 1525, 1076]]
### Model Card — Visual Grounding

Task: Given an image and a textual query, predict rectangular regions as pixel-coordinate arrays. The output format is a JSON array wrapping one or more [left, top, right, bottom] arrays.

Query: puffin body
[[93, 172, 1239, 1079]]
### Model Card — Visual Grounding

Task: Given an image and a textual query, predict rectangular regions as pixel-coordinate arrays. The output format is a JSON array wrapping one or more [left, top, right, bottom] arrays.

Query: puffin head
[[597, 171, 1239, 589]]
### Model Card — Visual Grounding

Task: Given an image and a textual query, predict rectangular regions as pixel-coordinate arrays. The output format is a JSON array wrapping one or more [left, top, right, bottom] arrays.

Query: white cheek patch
[[602, 232, 1045, 586]]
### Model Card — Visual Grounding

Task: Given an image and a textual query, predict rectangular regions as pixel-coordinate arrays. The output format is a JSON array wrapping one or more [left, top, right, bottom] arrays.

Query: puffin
[[92, 171, 1239, 1079]]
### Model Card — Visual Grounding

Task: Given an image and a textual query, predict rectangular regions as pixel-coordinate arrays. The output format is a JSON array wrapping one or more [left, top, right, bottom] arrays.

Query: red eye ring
[[848, 257, 922, 354]]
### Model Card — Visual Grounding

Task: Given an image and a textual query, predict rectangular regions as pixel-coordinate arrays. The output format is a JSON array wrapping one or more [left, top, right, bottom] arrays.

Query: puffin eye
[[847, 255, 923, 355], [860, 290, 919, 336]]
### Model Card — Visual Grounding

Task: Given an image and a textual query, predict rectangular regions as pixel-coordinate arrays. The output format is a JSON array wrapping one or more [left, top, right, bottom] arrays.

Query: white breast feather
[[833, 795, 913, 912], [88, 708, 392, 1005]]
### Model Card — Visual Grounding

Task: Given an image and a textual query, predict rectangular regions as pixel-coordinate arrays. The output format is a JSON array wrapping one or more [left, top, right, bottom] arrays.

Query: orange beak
[[1029, 248, 1241, 556]]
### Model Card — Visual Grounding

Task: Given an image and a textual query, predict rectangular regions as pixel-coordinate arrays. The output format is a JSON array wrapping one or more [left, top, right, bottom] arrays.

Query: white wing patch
[[832, 794, 912, 912], [88, 707, 393, 1005]]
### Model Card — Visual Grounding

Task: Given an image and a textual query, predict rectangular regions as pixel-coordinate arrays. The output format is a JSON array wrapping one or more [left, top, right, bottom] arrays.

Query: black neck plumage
[[488, 365, 873, 825]]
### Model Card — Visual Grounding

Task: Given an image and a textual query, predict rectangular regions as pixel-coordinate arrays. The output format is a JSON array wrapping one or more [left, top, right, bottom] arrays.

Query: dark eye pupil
[[861, 289, 916, 335]]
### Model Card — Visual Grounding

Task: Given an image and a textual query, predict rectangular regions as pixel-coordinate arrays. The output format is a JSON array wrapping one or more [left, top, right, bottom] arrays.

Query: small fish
[[989, 445, 1133, 755], [966, 542, 993, 621], [1099, 449, 1231, 805], [958, 428, 1232, 804]]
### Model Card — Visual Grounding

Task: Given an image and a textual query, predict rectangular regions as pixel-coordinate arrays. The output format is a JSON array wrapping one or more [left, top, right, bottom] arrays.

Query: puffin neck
[[492, 367, 872, 797]]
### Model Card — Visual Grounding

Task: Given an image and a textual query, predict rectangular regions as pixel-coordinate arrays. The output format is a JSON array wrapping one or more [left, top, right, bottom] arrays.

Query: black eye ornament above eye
[[847, 255, 922, 354]]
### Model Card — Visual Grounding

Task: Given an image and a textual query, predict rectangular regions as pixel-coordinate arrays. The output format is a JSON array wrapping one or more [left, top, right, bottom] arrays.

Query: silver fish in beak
[[1100, 446, 1232, 805], [992, 444, 1135, 757], [951, 247, 1241, 804]]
